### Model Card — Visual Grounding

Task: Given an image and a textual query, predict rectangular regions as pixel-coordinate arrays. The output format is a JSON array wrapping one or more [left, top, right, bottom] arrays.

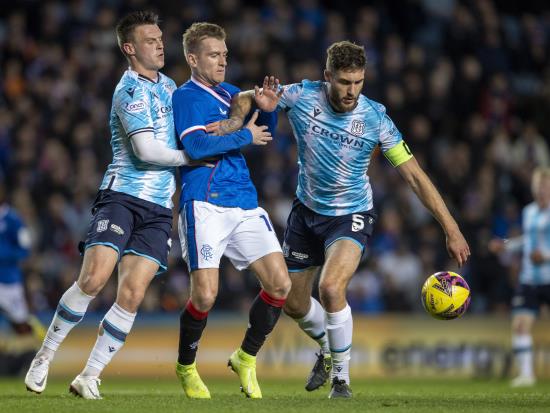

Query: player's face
[[534, 176, 550, 208], [125, 24, 165, 72], [324, 68, 364, 112], [189, 37, 228, 86]]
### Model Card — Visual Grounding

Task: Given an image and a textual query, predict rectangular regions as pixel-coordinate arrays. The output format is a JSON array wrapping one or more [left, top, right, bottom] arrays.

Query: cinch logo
[[126, 101, 145, 112], [160, 105, 172, 113], [310, 124, 364, 149]]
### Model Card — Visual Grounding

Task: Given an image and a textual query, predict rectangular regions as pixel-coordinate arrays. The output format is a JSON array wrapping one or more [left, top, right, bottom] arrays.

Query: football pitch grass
[[1, 377, 549, 413]]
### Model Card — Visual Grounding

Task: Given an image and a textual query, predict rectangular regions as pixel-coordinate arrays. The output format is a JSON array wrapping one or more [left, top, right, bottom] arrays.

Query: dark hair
[[183, 22, 226, 56], [116, 11, 159, 52], [326, 41, 367, 72]]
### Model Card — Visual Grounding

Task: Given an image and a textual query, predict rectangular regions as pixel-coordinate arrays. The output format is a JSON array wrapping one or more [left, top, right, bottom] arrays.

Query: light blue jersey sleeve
[[278, 83, 305, 111], [114, 84, 154, 137]]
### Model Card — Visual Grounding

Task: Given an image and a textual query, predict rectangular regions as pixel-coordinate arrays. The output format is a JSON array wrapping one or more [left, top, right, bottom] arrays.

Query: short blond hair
[[183, 22, 226, 56]]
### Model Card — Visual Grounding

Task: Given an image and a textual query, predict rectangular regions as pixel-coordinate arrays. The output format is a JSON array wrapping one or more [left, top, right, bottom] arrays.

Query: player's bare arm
[[205, 76, 283, 136], [397, 157, 471, 267]]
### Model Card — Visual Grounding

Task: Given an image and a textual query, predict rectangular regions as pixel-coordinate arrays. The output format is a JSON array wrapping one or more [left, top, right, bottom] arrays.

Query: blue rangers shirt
[[278, 79, 412, 216], [100, 69, 178, 209], [173, 77, 276, 210], [0, 205, 31, 284], [520, 202, 550, 285]]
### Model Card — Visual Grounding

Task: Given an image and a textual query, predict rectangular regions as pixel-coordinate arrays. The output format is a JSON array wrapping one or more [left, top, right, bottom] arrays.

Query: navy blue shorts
[[283, 199, 376, 271], [82, 190, 173, 273], [512, 284, 550, 314]]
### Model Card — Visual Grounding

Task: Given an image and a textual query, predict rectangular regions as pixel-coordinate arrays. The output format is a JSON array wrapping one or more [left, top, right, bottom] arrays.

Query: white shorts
[[0, 282, 29, 323], [179, 200, 282, 272]]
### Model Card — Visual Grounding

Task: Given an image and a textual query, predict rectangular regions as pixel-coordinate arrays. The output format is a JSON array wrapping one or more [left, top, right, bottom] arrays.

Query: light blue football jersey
[[520, 202, 550, 285], [278, 80, 404, 216], [100, 69, 178, 209]]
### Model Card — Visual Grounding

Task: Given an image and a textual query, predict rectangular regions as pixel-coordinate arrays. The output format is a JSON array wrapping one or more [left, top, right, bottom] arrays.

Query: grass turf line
[[1, 378, 549, 413]]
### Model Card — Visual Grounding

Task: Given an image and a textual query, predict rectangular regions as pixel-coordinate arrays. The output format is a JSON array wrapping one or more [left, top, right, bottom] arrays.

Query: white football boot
[[24, 356, 50, 394], [70, 375, 102, 399]]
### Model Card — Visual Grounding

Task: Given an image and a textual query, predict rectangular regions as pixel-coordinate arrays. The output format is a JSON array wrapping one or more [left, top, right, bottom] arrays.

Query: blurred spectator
[[1, 0, 548, 315]]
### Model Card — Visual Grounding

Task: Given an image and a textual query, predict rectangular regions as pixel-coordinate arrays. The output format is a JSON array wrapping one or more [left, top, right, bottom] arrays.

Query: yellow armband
[[383, 141, 413, 167]]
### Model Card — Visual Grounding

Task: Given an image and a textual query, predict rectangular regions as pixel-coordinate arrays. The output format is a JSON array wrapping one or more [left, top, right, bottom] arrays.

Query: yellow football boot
[[175, 361, 211, 399], [227, 348, 262, 399]]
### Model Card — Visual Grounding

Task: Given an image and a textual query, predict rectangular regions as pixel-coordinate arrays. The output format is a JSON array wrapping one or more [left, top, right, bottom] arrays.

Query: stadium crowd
[[1, 0, 548, 316]]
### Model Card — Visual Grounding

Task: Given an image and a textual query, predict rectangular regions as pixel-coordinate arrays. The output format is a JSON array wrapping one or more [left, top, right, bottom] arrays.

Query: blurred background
[[0, 0, 549, 378]]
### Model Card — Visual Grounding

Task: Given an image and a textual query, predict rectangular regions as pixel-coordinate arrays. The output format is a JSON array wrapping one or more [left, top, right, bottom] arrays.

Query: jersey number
[[352, 214, 364, 232]]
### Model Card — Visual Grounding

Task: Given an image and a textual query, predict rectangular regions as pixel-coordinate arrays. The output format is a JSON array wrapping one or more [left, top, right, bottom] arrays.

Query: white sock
[[39, 282, 94, 360], [513, 334, 534, 378], [81, 303, 136, 377], [326, 304, 352, 384], [295, 297, 330, 354]]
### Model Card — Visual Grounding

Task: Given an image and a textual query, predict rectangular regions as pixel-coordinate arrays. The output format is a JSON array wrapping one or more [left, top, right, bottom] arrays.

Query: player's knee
[[118, 286, 146, 312], [78, 270, 108, 296], [264, 271, 291, 299], [192, 289, 217, 312], [318, 279, 344, 305]]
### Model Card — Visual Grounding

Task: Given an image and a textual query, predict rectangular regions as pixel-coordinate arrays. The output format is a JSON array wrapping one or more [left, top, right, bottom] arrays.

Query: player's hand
[[446, 230, 471, 268], [488, 238, 505, 254], [530, 250, 545, 265], [246, 110, 272, 146], [254, 75, 283, 112]]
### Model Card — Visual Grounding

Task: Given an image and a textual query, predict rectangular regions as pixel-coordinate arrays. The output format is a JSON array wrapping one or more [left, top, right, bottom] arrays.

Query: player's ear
[[323, 69, 331, 83], [122, 42, 135, 56], [186, 53, 198, 68]]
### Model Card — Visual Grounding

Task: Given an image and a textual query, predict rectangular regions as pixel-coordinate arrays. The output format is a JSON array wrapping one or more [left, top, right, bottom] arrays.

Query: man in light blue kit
[[25, 11, 199, 399], [220, 40, 471, 398], [489, 167, 550, 387], [172, 22, 291, 399]]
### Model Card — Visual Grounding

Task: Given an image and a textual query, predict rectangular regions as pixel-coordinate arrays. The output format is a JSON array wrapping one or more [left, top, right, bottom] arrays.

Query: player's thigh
[[248, 251, 290, 298], [282, 200, 324, 272], [0, 282, 29, 323], [178, 200, 236, 272], [225, 207, 282, 271], [188, 268, 220, 311], [116, 254, 159, 311], [320, 239, 363, 288]]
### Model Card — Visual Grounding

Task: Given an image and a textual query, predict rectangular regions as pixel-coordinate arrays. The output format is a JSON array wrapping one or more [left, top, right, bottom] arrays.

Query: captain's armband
[[383, 141, 413, 167]]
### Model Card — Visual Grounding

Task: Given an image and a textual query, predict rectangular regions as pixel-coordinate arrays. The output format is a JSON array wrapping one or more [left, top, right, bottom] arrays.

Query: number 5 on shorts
[[351, 214, 364, 232]]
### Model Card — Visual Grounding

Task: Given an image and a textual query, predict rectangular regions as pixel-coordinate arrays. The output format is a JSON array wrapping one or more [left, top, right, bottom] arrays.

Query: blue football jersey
[[172, 78, 258, 210], [100, 69, 178, 209], [520, 202, 550, 285], [278, 80, 405, 216], [0, 205, 31, 284]]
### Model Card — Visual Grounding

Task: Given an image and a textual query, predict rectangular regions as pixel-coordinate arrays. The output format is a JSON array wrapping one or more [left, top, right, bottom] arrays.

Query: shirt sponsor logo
[[97, 219, 109, 232], [160, 105, 172, 113], [126, 101, 145, 112], [310, 124, 365, 150]]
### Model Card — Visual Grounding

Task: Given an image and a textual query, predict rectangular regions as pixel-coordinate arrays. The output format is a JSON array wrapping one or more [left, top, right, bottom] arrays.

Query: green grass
[[1, 377, 549, 413]]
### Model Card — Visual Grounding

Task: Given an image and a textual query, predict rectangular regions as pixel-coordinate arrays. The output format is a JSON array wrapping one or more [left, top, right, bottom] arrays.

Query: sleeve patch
[[383, 140, 413, 167]]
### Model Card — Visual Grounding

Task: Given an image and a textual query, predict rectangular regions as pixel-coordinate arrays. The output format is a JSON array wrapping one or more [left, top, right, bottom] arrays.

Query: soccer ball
[[421, 271, 471, 320]]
